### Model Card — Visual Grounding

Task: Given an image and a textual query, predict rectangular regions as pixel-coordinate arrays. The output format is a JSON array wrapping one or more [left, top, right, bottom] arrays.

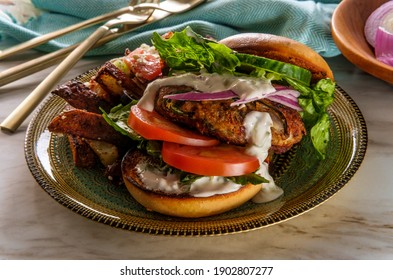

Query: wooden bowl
[[331, 0, 393, 85]]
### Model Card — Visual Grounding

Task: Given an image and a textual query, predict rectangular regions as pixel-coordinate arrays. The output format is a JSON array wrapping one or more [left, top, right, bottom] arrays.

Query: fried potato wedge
[[94, 60, 147, 100], [52, 81, 116, 114], [48, 109, 130, 146], [94, 61, 125, 96], [67, 135, 98, 168]]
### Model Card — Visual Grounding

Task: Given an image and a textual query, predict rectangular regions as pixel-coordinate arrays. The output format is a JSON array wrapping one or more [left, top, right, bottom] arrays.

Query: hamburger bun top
[[219, 33, 334, 83]]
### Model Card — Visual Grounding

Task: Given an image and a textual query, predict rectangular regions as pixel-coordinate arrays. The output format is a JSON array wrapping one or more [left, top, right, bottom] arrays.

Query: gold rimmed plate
[[24, 70, 367, 236]]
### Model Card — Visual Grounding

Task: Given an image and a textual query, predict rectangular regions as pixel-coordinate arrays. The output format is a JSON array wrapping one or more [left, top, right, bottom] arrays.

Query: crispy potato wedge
[[48, 109, 130, 146], [94, 61, 125, 96], [94, 60, 147, 99], [67, 135, 98, 168], [52, 81, 116, 114]]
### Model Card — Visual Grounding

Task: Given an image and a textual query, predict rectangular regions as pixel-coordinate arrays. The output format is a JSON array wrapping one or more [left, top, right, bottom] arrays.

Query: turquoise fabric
[[0, 0, 342, 57]]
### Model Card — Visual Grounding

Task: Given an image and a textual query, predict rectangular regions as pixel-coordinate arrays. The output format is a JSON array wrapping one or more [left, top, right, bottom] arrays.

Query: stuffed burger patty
[[117, 28, 335, 218]]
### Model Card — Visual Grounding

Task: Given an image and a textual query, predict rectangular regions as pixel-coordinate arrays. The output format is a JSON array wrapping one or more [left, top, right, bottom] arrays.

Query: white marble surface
[[1, 40, 393, 260]]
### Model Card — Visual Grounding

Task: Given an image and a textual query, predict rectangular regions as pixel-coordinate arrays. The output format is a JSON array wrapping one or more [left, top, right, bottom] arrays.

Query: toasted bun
[[121, 149, 262, 218], [123, 179, 262, 218], [219, 33, 334, 82]]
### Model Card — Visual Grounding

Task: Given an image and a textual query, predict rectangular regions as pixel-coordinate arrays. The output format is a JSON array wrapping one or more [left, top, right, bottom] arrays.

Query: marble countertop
[[1, 40, 392, 260]]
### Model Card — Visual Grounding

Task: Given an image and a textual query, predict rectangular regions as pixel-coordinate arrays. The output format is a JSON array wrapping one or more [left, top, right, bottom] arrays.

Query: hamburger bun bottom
[[121, 149, 264, 218], [123, 177, 262, 218]]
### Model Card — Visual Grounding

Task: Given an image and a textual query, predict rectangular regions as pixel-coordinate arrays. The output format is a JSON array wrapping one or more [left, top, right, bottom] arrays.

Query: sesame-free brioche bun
[[121, 149, 262, 218], [219, 33, 334, 83]]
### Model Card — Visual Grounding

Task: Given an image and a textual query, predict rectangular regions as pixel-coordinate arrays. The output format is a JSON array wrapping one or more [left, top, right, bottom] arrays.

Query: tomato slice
[[128, 105, 219, 146], [162, 141, 260, 176], [123, 47, 164, 81]]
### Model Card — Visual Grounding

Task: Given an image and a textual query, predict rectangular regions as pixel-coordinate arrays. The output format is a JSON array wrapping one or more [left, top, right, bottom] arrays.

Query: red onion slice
[[266, 92, 303, 111], [163, 87, 302, 111], [265, 87, 302, 111], [230, 97, 259, 106], [271, 89, 300, 98], [265, 95, 302, 111], [365, 1, 393, 47], [375, 26, 393, 66], [272, 84, 289, 91]]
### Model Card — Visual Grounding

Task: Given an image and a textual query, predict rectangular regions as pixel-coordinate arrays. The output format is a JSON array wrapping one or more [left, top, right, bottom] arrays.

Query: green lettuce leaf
[[287, 78, 335, 159], [100, 102, 142, 141], [151, 26, 240, 74], [228, 173, 269, 185]]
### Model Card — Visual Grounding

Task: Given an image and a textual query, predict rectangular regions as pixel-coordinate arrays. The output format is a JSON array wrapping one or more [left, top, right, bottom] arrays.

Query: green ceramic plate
[[25, 72, 367, 235]]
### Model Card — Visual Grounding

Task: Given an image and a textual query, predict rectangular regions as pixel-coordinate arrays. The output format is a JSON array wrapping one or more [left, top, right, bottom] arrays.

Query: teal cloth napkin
[[0, 0, 342, 57]]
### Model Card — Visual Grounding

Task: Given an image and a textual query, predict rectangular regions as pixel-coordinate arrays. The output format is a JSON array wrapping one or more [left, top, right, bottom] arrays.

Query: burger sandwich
[[49, 27, 335, 218]]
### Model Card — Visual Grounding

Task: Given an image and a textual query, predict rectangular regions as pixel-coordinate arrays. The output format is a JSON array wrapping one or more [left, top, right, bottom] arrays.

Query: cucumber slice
[[235, 53, 312, 86]]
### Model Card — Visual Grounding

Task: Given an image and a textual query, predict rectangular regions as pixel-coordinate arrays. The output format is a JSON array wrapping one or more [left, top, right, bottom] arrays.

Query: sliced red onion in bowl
[[375, 26, 393, 66], [365, 1, 393, 47]]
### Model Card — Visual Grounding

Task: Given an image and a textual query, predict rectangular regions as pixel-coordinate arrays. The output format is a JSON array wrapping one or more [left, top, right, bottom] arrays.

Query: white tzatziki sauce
[[135, 73, 283, 202], [135, 163, 242, 197], [243, 111, 284, 203], [137, 72, 276, 111]]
